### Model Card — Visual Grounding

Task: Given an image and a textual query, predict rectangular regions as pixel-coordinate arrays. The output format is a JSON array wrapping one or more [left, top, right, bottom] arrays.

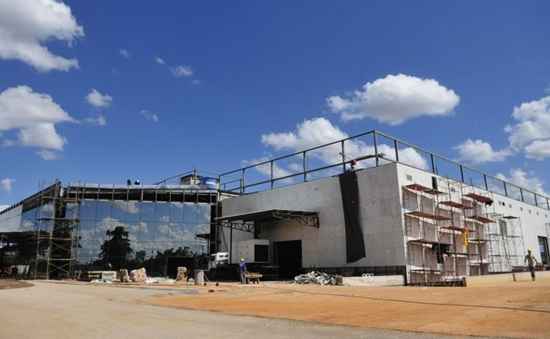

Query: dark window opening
[[254, 244, 269, 262]]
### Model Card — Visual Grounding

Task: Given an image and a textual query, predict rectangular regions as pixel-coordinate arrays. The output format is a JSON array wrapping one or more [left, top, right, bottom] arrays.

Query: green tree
[[99, 226, 133, 269]]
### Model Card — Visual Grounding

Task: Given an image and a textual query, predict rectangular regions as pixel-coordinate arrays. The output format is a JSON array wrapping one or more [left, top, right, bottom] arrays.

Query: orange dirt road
[[149, 272, 550, 338]]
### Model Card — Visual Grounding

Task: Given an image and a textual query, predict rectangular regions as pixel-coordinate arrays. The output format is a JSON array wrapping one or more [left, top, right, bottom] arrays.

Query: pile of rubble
[[84, 267, 183, 284], [294, 271, 342, 286], [129, 268, 147, 282], [176, 267, 188, 281]]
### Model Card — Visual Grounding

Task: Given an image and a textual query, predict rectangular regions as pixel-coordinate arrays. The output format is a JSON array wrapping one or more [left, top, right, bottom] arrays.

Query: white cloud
[[261, 117, 428, 170], [0, 205, 9, 212], [155, 56, 165, 65], [171, 65, 193, 78], [454, 139, 511, 164], [0, 86, 74, 152], [140, 110, 159, 123], [496, 169, 546, 195], [0, 0, 83, 72], [113, 201, 139, 214], [524, 139, 550, 160], [327, 74, 460, 125], [84, 114, 107, 126], [0, 178, 14, 192], [36, 149, 59, 160], [86, 89, 112, 108], [242, 157, 293, 180], [119, 49, 130, 59], [506, 96, 550, 159]]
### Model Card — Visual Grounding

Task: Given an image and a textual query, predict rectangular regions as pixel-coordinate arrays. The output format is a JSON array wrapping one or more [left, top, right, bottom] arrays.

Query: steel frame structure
[[218, 130, 550, 210]]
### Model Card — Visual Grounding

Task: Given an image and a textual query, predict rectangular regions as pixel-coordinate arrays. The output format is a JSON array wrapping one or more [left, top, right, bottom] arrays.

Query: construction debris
[[145, 277, 176, 284], [176, 267, 187, 281], [129, 268, 147, 283], [83, 271, 116, 282], [118, 269, 130, 283], [294, 271, 342, 286], [91, 279, 113, 284]]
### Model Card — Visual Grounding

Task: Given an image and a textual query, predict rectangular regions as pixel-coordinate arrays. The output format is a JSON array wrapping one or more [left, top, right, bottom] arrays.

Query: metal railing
[[218, 130, 550, 211]]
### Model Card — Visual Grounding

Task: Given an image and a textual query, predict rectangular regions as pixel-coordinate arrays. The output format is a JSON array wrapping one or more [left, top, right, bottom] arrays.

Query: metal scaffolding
[[32, 182, 80, 279], [403, 175, 527, 285]]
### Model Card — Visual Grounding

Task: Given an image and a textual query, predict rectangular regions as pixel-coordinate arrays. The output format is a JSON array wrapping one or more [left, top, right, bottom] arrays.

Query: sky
[[1, 0, 550, 207]]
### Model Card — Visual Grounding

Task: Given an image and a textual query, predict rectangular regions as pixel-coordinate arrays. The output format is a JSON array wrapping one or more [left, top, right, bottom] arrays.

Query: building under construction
[[1, 131, 549, 284], [0, 174, 219, 279], [214, 130, 550, 284]]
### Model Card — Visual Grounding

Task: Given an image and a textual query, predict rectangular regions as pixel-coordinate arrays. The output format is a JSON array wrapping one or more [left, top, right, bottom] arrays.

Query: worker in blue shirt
[[239, 258, 247, 284]]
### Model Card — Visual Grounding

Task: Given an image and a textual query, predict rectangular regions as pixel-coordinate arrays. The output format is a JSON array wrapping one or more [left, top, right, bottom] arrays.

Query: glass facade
[[0, 188, 212, 278], [72, 199, 210, 265]]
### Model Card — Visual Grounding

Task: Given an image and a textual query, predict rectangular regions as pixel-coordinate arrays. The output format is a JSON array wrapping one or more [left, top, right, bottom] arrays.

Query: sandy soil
[[149, 271, 550, 338], [0, 281, 456, 339], [0, 279, 33, 289]]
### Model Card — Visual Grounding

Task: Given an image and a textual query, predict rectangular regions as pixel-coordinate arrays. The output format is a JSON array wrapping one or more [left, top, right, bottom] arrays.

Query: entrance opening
[[274, 240, 302, 279]]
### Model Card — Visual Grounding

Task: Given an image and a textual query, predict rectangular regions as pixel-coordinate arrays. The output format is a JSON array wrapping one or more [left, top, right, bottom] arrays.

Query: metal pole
[[240, 169, 245, 194], [373, 131, 379, 167], [270, 161, 274, 189], [459, 165, 465, 183], [483, 174, 489, 191], [520, 188, 524, 202], [341, 140, 346, 172], [302, 151, 307, 182], [503, 181, 508, 197], [394, 139, 399, 162], [229, 225, 233, 263], [430, 154, 436, 174]]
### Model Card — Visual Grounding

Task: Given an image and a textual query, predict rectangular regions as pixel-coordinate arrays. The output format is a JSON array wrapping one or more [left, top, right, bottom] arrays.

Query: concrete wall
[[220, 163, 406, 269], [356, 164, 406, 267], [220, 161, 550, 272], [221, 174, 346, 267]]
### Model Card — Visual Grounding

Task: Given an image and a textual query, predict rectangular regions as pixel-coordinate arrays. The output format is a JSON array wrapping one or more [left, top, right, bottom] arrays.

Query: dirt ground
[[149, 271, 550, 338], [0, 279, 33, 290], [1, 281, 457, 339]]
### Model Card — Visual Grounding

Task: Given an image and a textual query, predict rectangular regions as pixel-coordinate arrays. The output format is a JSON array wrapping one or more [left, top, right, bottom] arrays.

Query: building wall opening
[[274, 240, 302, 279]]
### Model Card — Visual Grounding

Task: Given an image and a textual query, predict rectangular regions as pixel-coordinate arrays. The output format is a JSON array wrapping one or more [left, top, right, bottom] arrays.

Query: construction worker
[[239, 258, 247, 284], [524, 249, 538, 281]]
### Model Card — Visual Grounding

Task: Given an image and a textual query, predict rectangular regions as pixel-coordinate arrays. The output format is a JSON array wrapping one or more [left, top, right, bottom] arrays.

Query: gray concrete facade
[[219, 162, 550, 281]]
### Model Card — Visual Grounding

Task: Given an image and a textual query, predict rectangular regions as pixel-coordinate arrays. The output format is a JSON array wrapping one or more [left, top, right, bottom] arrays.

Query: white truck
[[208, 252, 229, 270]]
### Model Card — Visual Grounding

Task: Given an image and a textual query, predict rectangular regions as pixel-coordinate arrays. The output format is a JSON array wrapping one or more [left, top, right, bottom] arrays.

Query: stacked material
[[145, 277, 176, 284], [294, 271, 342, 285], [119, 269, 130, 283], [130, 268, 147, 282], [176, 267, 188, 281]]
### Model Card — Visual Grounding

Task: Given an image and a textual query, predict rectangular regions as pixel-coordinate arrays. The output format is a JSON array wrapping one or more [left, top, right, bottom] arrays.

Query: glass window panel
[[154, 202, 171, 223], [79, 200, 96, 221], [169, 202, 184, 222], [139, 201, 156, 222], [95, 200, 112, 220]]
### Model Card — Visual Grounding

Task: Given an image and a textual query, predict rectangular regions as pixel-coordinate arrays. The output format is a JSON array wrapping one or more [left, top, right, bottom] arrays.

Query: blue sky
[[1, 1, 550, 205]]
